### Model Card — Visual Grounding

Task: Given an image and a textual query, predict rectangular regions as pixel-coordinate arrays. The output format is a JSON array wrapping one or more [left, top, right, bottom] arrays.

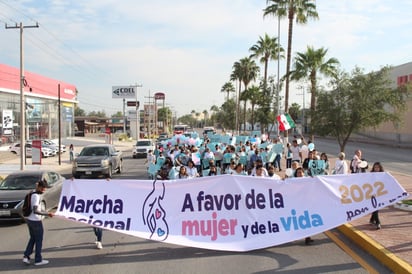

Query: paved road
[[312, 137, 412, 176]]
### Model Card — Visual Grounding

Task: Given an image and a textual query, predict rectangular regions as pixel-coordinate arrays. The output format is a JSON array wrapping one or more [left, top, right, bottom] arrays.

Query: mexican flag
[[277, 113, 296, 132]]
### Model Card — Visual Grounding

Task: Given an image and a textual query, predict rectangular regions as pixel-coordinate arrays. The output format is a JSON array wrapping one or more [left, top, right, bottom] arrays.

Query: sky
[[1, 0, 411, 118]]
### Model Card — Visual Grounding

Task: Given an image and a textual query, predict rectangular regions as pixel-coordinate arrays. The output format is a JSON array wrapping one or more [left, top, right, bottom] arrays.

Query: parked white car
[[8, 142, 55, 158], [27, 139, 66, 154]]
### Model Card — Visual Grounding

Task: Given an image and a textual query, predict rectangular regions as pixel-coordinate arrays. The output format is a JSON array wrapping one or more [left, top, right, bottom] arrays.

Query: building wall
[[362, 62, 412, 143], [0, 63, 78, 143]]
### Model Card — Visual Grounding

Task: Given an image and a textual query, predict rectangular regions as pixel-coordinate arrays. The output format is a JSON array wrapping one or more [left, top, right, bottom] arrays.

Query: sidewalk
[[0, 137, 411, 273], [338, 171, 412, 273]]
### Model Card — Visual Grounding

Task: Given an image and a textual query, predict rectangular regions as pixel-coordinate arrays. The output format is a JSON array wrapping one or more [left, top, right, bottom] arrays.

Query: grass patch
[[401, 200, 412, 205]]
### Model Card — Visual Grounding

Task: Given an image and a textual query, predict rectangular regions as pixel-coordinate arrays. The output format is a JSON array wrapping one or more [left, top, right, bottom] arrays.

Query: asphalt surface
[[0, 136, 411, 273]]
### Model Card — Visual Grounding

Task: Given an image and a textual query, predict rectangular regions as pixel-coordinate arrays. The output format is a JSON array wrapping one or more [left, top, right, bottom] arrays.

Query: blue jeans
[[94, 227, 103, 242], [24, 220, 44, 263], [273, 154, 281, 170]]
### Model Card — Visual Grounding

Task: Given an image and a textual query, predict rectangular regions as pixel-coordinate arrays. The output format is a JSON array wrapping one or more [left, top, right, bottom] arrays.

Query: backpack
[[22, 191, 35, 217]]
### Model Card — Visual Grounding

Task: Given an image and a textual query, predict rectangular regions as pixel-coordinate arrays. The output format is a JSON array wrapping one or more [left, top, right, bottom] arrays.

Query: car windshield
[[0, 175, 40, 190], [80, 147, 109, 156], [137, 141, 151, 146]]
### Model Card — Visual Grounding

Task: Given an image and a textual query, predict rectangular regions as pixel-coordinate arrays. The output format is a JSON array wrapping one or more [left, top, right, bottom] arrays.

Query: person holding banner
[[22, 180, 54, 265], [177, 166, 190, 179], [230, 163, 247, 176], [294, 167, 315, 244], [370, 162, 384, 229], [267, 165, 281, 180], [320, 153, 330, 175], [186, 160, 199, 178]]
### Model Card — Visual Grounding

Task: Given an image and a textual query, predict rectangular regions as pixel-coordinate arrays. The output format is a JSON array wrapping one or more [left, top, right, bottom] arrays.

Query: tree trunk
[[284, 2, 295, 141]]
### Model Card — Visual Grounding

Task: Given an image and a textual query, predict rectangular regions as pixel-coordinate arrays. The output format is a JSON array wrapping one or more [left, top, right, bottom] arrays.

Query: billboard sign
[[154, 92, 165, 100], [2, 110, 13, 129], [112, 86, 136, 98]]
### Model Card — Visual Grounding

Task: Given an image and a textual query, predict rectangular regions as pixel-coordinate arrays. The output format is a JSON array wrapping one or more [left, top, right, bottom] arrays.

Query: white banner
[[112, 86, 136, 98], [2, 109, 13, 129], [56, 173, 408, 252]]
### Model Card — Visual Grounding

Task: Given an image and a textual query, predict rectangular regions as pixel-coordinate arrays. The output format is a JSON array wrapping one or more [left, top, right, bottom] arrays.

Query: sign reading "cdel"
[[112, 86, 137, 98]]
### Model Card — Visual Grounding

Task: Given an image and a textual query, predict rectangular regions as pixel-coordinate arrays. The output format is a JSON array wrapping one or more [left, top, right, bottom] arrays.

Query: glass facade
[[0, 92, 75, 145]]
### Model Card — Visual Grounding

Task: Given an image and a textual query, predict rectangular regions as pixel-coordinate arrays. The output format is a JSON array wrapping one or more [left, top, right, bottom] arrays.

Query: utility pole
[[6, 22, 39, 170], [144, 91, 155, 138], [135, 83, 142, 141]]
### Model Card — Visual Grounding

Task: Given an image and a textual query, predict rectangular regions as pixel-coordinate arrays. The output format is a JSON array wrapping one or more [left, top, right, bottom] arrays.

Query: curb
[[338, 224, 412, 274]]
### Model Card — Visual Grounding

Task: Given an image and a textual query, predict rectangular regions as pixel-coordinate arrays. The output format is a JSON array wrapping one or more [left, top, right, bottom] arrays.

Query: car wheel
[[73, 173, 80, 179], [133, 155, 136, 159], [117, 160, 122, 174]]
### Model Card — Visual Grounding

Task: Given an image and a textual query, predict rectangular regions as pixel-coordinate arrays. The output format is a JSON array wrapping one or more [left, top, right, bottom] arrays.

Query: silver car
[[72, 144, 123, 178], [0, 170, 65, 222]]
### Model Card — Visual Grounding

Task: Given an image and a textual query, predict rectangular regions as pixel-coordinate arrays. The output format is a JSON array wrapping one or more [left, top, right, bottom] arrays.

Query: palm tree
[[231, 57, 260, 133], [240, 57, 260, 132], [291, 46, 339, 112], [264, 0, 319, 116], [202, 110, 208, 127], [221, 82, 236, 101], [246, 85, 262, 131], [231, 61, 244, 133], [249, 33, 284, 95], [239, 88, 251, 132], [290, 46, 339, 139]]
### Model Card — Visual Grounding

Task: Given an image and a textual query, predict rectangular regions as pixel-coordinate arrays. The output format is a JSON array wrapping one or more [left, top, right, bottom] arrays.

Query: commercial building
[[0, 63, 77, 144], [362, 61, 412, 143]]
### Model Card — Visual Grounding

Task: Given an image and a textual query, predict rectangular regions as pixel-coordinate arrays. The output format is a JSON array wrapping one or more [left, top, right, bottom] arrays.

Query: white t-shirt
[[186, 166, 199, 178], [290, 145, 301, 161], [27, 192, 43, 221]]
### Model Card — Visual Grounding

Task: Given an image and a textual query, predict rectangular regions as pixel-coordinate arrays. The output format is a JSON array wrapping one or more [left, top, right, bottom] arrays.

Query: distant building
[[361, 62, 412, 143], [0, 63, 77, 143]]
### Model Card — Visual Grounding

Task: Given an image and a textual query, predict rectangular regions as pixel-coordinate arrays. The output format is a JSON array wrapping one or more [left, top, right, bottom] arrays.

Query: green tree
[[246, 85, 262, 131], [216, 99, 236, 131], [158, 107, 172, 132], [312, 67, 408, 152], [221, 82, 236, 101], [264, 0, 319, 117], [231, 60, 244, 132], [290, 46, 339, 139], [88, 110, 106, 117], [209, 105, 219, 126], [111, 111, 123, 117], [178, 114, 196, 128], [74, 105, 86, 116], [249, 33, 284, 95], [239, 88, 251, 131], [231, 57, 260, 132], [288, 102, 301, 122]]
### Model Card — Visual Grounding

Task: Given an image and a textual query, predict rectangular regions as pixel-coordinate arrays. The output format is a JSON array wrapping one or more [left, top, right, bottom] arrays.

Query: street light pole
[[6, 22, 39, 170]]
